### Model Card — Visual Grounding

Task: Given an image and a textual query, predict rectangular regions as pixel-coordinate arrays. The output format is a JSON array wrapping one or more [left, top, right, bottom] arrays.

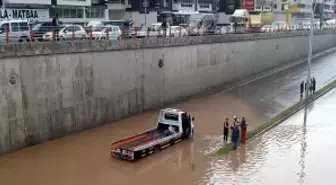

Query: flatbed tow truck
[[110, 108, 195, 161]]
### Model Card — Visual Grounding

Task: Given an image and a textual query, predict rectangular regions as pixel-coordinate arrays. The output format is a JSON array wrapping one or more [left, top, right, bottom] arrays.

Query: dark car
[[31, 21, 63, 41]]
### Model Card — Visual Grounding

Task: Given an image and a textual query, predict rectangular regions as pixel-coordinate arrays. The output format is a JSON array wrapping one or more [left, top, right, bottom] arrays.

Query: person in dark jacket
[[161, 20, 168, 37], [312, 77, 316, 94], [240, 117, 247, 144], [231, 123, 240, 150], [51, 13, 59, 41], [300, 81, 304, 98], [223, 118, 229, 142]]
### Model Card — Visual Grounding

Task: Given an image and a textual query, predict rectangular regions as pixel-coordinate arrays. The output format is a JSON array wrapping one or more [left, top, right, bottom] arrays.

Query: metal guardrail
[[1, 25, 336, 45]]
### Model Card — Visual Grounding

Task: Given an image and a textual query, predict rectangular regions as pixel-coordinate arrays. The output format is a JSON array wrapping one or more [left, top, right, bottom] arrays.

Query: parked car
[[31, 21, 63, 41], [261, 25, 274, 32], [90, 25, 122, 40], [43, 25, 87, 41], [0, 20, 29, 43], [169, 26, 188, 37]]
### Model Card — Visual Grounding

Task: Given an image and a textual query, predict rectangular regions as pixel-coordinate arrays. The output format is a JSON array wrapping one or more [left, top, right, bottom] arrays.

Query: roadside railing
[[0, 25, 336, 45]]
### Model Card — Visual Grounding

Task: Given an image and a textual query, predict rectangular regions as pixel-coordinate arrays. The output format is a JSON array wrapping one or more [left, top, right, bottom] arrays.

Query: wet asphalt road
[[0, 51, 336, 185]]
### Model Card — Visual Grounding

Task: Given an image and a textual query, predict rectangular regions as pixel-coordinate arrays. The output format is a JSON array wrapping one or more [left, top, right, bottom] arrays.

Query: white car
[[43, 25, 87, 41], [0, 20, 29, 43], [168, 26, 188, 37], [261, 25, 274, 33], [89, 25, 122, 40]]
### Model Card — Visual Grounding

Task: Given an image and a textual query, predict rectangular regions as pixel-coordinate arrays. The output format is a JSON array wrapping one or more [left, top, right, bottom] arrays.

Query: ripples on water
[[205, 90, 336, 185]]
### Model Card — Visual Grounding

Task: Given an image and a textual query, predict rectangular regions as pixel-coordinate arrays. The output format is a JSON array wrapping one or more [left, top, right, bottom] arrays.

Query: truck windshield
[[164, 113, 179, 121]]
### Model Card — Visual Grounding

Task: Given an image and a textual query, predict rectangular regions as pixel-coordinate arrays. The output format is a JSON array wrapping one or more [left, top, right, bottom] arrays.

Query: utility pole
[[305, 0, 314, 100], [320, 0, 324, 29], [143, 0, 149, 26], [195, 0, 198, 11]]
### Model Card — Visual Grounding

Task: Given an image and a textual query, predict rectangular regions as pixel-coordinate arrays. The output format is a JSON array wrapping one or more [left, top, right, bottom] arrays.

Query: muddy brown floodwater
[[1, 51, 336, 185]]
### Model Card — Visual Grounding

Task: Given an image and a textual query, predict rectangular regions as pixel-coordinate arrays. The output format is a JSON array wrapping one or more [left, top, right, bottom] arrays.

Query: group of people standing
[[300, 77, 316, 97], [223, 116, 248, 150]]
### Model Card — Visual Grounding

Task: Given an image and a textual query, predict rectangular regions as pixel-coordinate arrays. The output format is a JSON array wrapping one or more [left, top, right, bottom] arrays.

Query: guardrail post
[[147, 27, 150, 38], [89, 27, 93, 40], [51, 26, 55, 41], [106, 28, 109, 40], [179, 26, 182, 37], [5, 26, 9, 44], [158, 27, 161, 37], [29, 27, 33, 41], [72, 26, 75, 40], [120, 28, 124, 39]]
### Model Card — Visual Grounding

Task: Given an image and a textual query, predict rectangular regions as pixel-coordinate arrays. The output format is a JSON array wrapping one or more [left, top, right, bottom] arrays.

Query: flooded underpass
[[208, 88, 336, 185], [2, 51, 336, 185]]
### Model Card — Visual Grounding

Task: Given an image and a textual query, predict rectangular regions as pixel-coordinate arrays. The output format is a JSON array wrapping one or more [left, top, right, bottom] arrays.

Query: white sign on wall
[[0, 9, 50, 20]]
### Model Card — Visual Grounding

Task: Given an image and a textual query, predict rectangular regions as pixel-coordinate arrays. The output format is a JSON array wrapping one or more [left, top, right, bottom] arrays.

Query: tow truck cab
[[157, 108, 194, 138], [110, 108, 194, 161]]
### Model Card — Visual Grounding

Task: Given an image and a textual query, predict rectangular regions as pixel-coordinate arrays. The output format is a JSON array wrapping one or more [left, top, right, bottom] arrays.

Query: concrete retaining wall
[[0, 31, 336, 154]]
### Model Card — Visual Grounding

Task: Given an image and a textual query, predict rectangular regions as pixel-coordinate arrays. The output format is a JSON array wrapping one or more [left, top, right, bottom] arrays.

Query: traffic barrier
[[0, 25, 336, 45]]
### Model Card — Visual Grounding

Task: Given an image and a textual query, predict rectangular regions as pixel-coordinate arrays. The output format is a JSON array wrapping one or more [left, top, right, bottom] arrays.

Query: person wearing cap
[[231, 120, 240, 150], [232, 116, 239, 126]]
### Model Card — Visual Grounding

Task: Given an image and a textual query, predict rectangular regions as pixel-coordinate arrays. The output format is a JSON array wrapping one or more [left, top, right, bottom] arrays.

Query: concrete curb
[[217, 77, 336, 155]]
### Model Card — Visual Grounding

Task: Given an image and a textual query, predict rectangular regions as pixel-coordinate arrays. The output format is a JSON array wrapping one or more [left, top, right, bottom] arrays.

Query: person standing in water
[[300, 81, 304, 98], [231, 121, 240, 150], [223, 118, 229, 142], [240, 117, 247, 144]]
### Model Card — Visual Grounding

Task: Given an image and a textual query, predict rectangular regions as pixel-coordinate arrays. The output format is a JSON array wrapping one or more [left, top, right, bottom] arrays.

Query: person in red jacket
[[240, 117, 247, 144]]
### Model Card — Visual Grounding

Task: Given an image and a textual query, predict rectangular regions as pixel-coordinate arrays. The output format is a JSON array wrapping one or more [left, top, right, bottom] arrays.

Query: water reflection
[[298, 105, 308, 184], [206, 90, 336, 185]]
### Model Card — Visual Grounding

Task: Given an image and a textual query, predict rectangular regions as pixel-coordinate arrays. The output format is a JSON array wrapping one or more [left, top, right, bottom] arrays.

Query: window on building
[[64, 9, 70, 18], [181, 0, 193, 7], [298, 3, 305, 8], [51, 8, 84, 19], [273, 4, 277, 9], [85, 8, 105, 18], [11, 22, 19, 32], [324, 4, 330, 10], [199, 3, 210, 8]]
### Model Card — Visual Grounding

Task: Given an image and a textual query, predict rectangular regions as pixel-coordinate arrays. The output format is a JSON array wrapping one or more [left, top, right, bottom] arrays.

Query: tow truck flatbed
[[110, 108, 194, 161]]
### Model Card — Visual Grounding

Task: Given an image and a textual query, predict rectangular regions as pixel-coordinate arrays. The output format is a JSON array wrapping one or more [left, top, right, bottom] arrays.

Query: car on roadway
[[0, 20, 30, 43], [169, 26, 188, 37], [89, 25, 122, 40], [43, 25, 87, 41]]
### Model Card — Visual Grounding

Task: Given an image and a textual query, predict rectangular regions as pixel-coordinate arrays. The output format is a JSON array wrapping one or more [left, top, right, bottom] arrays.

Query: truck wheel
[[170, 140, 175, 146]]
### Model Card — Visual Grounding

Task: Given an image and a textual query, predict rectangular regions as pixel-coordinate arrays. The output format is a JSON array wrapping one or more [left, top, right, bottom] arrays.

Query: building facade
[[0, 0, 51, 21]]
